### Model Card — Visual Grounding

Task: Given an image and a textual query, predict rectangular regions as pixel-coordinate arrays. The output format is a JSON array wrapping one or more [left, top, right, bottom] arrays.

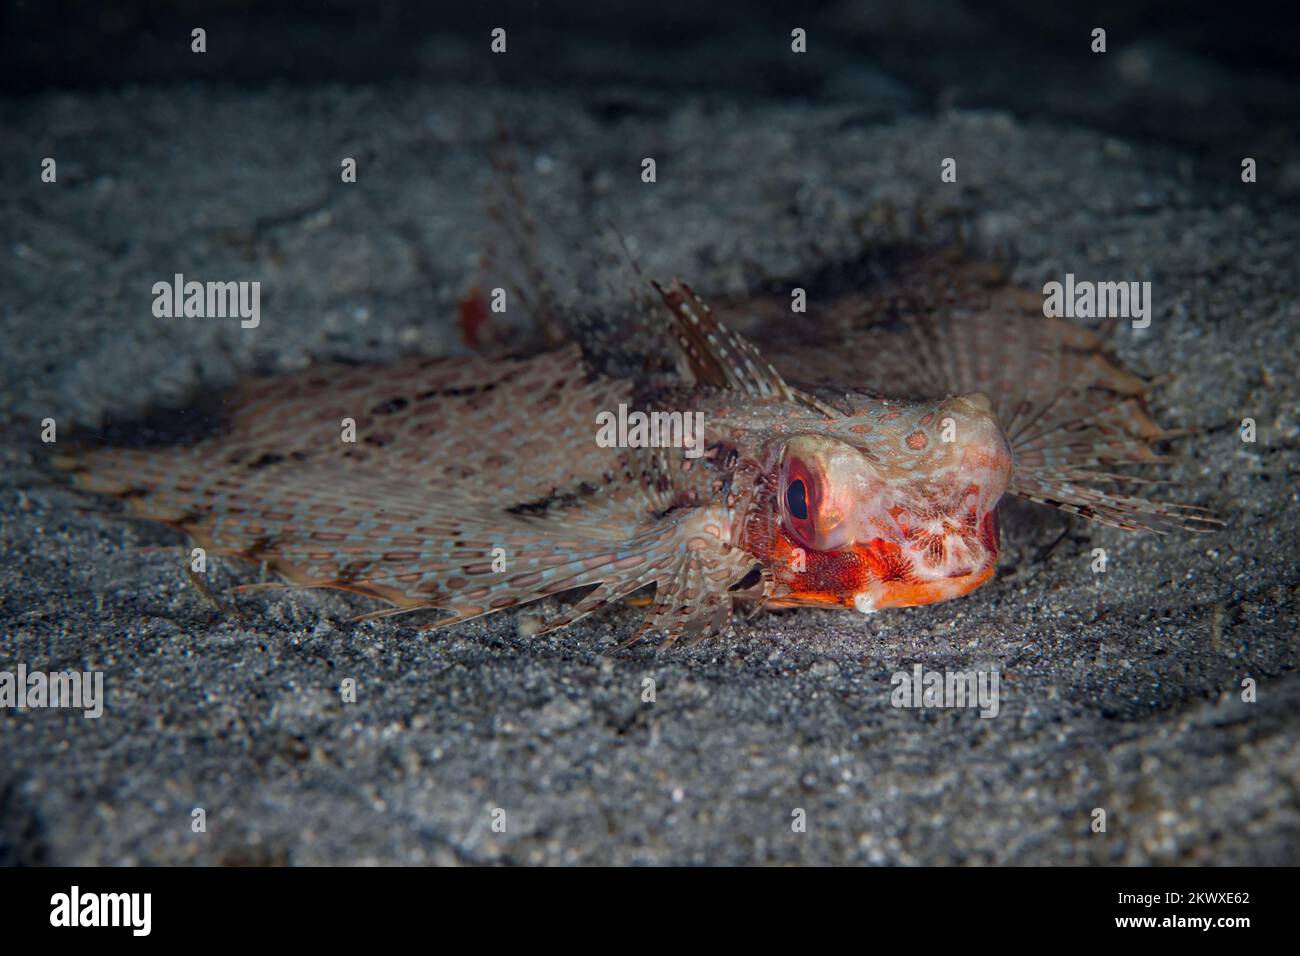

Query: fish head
[[752, 392, 1012, 613]]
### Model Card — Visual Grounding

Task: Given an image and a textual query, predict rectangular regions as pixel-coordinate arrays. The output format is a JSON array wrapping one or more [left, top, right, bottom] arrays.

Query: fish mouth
[[852, 561, 997, 614], [771, 552, 997, 612], [770, 509, 1001, 612]]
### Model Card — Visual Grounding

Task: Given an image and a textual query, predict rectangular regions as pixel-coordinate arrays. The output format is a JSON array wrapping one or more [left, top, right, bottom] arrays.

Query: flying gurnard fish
[[58, 148, 1218, 649]]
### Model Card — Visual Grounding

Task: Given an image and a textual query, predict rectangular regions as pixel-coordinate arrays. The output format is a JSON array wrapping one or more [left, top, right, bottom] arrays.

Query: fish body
[[57, 149, 1217, 648], [60, 246, 1216, 649]]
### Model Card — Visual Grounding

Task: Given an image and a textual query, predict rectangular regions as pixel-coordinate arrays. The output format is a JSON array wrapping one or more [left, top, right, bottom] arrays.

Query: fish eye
[[785, 479, 809, 520], [779, 457, 820, 550], [778, 437, 858, 553]]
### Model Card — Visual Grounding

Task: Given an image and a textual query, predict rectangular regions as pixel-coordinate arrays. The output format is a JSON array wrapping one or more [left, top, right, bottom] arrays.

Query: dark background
[[3, 0, 1298, 152]]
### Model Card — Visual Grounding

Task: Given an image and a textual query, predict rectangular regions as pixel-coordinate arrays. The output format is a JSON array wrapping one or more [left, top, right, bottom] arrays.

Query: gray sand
[[1, 85, 1297, 864]]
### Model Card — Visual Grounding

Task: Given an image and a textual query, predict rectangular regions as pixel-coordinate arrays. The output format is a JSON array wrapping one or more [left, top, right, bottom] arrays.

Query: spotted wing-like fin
[[68, 346, 623, 507], [58, 349, 751, 642], [536, 504, 754, 645]]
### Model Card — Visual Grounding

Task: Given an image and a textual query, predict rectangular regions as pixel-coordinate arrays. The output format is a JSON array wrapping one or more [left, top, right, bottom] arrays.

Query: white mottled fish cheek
[[841, 476, 896, 544]]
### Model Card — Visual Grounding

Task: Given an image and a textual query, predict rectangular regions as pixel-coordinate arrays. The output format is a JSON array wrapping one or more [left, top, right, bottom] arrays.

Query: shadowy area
[[4, 0, 1299, 153]]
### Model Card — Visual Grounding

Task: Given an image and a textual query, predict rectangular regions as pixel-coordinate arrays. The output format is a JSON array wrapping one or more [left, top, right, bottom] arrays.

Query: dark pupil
[[786, 479, 809, 520]]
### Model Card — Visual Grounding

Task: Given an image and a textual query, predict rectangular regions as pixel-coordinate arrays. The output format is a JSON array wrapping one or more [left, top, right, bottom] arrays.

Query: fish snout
[[938, 391, 1013, 507]]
